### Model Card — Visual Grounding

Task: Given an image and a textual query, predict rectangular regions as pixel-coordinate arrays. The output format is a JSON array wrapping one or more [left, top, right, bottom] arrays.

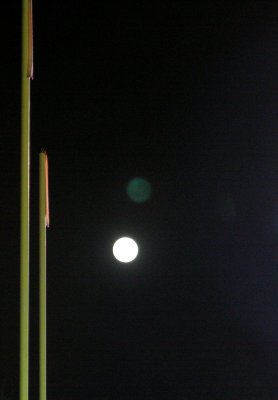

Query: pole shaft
[[39, 153, 47, 400], [20, 0, 30, 399]]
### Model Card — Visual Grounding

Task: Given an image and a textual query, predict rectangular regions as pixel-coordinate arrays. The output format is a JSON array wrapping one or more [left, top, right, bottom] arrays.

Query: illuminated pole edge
[[39, 151, 49, 400], [20, 0, 32, 399]]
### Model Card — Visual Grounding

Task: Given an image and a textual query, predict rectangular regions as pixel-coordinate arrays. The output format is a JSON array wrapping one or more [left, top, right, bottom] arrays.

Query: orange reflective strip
[[45, 154, 50, 227], [28, 0, 33, 79]]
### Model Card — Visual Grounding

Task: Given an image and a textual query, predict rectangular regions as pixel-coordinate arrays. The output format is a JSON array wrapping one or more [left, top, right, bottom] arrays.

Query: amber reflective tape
[[45, 154, 50, 227], [27, 0, 33, 78]]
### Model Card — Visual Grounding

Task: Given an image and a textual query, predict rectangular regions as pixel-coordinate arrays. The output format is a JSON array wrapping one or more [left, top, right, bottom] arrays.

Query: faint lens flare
[[217, 193, 236, 221], [126, 177, 152, 203]]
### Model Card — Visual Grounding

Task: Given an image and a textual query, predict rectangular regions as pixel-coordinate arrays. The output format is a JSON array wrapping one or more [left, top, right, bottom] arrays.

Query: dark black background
[[2, 2, 278, 399]]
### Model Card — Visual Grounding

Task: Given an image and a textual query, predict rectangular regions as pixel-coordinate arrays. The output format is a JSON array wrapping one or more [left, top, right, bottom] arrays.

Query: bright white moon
[[113, 237, 139, 263]]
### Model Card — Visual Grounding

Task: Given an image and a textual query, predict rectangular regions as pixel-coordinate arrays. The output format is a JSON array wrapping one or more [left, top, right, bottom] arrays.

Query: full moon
[[112, 237, 139, 263]]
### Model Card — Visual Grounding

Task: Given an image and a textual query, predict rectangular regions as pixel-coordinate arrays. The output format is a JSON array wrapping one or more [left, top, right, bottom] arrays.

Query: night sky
[[2, 2, 278, 399]]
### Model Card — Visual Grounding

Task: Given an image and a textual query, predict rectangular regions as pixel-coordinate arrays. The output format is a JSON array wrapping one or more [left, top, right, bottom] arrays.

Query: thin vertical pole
[[20, 0, 32, 399], [39, 152, 49, 400]]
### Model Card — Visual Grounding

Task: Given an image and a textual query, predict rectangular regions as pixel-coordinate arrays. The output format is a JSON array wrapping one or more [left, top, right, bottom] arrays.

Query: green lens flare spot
[[126, 178, 152, 203]]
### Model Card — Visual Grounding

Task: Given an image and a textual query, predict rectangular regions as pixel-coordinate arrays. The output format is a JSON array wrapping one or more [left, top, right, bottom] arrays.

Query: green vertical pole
[[20, 0, 32, 399], [39, 152, 49, 400]]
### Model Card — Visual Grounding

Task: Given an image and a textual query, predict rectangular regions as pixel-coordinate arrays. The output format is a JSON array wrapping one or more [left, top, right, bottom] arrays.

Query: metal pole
[[39, 152, 49, 400], [20, 0, 32, 399]]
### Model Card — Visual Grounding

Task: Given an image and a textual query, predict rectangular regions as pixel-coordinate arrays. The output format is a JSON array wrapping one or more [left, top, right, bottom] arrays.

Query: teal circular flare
[[126, 177, 152, 203]]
